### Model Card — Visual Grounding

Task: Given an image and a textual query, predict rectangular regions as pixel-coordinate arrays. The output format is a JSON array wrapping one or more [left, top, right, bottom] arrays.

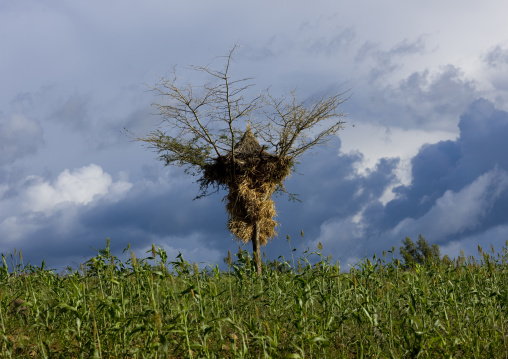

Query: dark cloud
[[399, 65, 477, 117], [353, 65, 478, 130], [356, 37, 426, 63], [10, 92, 34, 112], [44, 86, 154, 151], [376, 139, 463, 231], [355, 36, 428, 81], [274, 138, 399, 252], [94, 104, 155, 151], [362, 98, 508, 247], [4, 99, 508, 271], [50, 93, 92, 131], [80, 179, 225, 239], [483, 45, 508, 68], [481, 45, 508, 93], [0, 136, 400, 271], [303, 27, 356, 56], [0, 166, 230, 271], [239, 36, 295, 61], [4, 1, 508, 272], [0, 112, 44, 165], [295, 98, 508, 266]]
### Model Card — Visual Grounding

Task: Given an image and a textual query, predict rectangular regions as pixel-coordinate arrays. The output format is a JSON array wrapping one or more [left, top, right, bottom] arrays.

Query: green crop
[[1, 240, 508, 358]]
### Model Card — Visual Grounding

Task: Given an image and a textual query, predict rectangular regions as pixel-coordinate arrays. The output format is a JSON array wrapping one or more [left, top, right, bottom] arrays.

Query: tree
[[130, 47, 348, 275], [400, 234, 441, 266]]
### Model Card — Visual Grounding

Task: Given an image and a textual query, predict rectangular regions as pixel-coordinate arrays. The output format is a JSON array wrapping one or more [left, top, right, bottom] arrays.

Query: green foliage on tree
[[400, 234, 444, 266]]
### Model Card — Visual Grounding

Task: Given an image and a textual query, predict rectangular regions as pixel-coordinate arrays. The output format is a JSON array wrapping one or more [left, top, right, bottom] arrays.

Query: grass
[[1, 240, 508, 358]]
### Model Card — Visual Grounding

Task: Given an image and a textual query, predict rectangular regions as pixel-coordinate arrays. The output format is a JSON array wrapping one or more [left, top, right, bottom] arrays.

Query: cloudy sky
[[3, 1, 508, 271]]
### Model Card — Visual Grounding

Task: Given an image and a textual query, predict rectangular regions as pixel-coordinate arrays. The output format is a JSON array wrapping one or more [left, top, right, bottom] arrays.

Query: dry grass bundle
[[202, 126, 292, 245], [227, 179, 278, 245]]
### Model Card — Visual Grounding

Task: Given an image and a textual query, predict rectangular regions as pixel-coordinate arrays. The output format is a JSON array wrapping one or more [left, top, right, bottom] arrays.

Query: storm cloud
[[3, 2, 508, 271], [314, 99, 508, 265]]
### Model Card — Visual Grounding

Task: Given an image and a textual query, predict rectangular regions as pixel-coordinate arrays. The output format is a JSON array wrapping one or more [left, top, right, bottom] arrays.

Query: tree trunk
[[251, 221, 262, 275]]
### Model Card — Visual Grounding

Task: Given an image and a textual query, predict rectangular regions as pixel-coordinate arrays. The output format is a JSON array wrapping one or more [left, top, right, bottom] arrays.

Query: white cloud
[[0, 164, 132, 220], [0, 164, 133, 249], [22, 164, 130, 213], [391, 167, 508, 239]]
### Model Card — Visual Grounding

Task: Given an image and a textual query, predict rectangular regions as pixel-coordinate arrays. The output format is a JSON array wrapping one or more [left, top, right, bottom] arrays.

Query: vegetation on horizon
[[1, 238, 508, 358]]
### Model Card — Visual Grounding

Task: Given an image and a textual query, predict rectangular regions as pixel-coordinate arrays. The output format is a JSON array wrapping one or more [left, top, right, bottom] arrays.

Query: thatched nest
[[202, 125, 292, 245]]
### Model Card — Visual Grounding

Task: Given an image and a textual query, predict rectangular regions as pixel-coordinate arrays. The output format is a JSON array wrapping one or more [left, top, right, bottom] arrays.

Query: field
[[1, 240, 508, 358]]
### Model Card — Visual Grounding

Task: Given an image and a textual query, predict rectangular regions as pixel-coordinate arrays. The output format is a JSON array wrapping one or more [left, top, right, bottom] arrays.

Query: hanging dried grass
[[201, 126, 292, 246], [227, 177, 278, 245]]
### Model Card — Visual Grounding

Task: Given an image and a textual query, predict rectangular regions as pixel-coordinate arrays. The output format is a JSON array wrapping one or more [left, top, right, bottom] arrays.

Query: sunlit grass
[[1, 240, 508, 358]]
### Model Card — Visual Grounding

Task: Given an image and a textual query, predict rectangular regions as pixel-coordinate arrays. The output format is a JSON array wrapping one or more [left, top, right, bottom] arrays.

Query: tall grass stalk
[[1, 240, 508, 357]]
